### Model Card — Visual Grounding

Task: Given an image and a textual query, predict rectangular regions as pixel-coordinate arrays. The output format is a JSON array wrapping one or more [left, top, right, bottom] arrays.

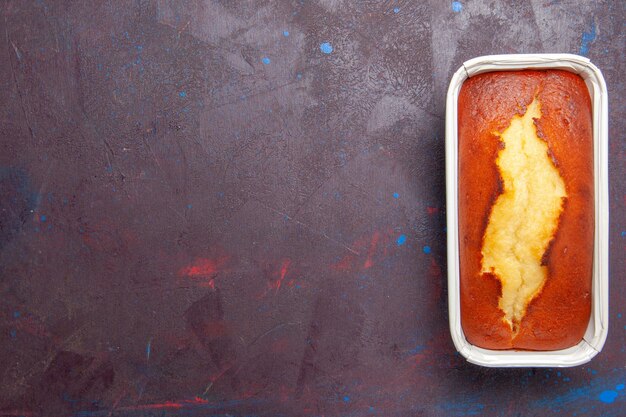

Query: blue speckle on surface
[[40, 215, 46, 222], [179, 91, 187, 97], [320, 42, 333, 54], [618, 313, 622, 318], [343, 396, 350, 403], [187, 204, 192, 209], [579, 21, 597, 56], [283, 30, 289, 37], [136, 45, 143, 51], [599, 390, 618, 403], [13, 311, 20, 318], [393, 192, 399, 199], [452, 1, 463, 12], [397, 234, 407, 246], [9, 329, 16, 339], [105, 165, 113, 173], [393, 7, 400, 13], [262, 56, 271, 64], [621, 231, 626, 237], [617, 384, 625, 391], [146, 339, 151, 361], [296, 72, 303, 79], [369, 406, 375, 412], [407, 345, 425, 355], [423, 245, 431, 254]]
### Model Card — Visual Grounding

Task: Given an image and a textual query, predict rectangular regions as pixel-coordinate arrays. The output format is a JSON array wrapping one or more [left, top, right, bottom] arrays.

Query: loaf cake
[[457, 70, 594, 350]]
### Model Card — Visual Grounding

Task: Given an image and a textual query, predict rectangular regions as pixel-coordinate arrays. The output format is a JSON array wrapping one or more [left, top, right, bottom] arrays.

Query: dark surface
[[0, 1, 624, 416]]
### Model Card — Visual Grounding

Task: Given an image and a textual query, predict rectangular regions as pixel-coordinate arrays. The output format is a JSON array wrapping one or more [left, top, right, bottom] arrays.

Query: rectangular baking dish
[[445, 54, 609, 367]]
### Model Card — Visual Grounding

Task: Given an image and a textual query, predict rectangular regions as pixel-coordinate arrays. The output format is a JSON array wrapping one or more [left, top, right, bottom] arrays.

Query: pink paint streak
[[331, 254, 354, 271], [268, 259, 291, 292], [329, 229, 395, 272], [363, 231, 380, 269], [271, 337, 289, 353], [277, 259, 290, 290], [117, 396, 217, 411], [123, 401, 184, 410], [179, 256, 229, 287]]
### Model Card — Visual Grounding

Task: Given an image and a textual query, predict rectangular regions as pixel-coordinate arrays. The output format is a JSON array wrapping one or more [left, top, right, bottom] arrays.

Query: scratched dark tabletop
[[1, 1, 624, 416]]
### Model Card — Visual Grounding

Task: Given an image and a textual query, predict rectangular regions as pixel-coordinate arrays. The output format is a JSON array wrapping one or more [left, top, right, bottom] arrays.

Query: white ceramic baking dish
[[445, 54, 609, 367]]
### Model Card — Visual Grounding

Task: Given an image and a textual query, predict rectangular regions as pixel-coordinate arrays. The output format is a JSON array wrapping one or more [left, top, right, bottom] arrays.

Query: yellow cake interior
[[481, 97, 567, 331]]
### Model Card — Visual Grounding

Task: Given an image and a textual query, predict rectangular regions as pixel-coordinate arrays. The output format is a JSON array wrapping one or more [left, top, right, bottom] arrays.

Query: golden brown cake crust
[[457, 70, 593, 351]]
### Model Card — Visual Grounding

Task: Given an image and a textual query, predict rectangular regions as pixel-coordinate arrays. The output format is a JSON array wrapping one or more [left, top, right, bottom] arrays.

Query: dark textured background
[[0, 1, 624, 416]]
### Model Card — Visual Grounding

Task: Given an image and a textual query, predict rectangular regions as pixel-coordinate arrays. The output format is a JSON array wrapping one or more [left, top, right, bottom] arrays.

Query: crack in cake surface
[[481, 97, 567, 331]]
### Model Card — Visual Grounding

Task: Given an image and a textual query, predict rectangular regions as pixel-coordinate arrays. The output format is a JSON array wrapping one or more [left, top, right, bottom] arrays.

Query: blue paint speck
[[452, 1, 463, 12], [296, 72, 303, 79], [393, 7, 400, 13], [320, 42, 333, 54], [146, 339, 152, 361], [621, 231, 626, 237], [393, 192, 399, 199], [343, 396, 350, 403], [407, 345, 425, 355], [13, 311, 20, 318], [369, 406, 375, 412], [105, 165, 113, 173], [599, 390, 618, 404], [136, 45, 143, 51], [187, 204, 192, 209], [262, 56, 271, 65], [423, 245, 431, 254], [616, 384, 625, 390], [618, 313, 622, 318], [397, 234, 407, 246], [9, 329, 16, 339], [579, 21, 597, 56], [40, 215, 46, 222], [179, 91, 187, 98], [283, 30, 289, 37]]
